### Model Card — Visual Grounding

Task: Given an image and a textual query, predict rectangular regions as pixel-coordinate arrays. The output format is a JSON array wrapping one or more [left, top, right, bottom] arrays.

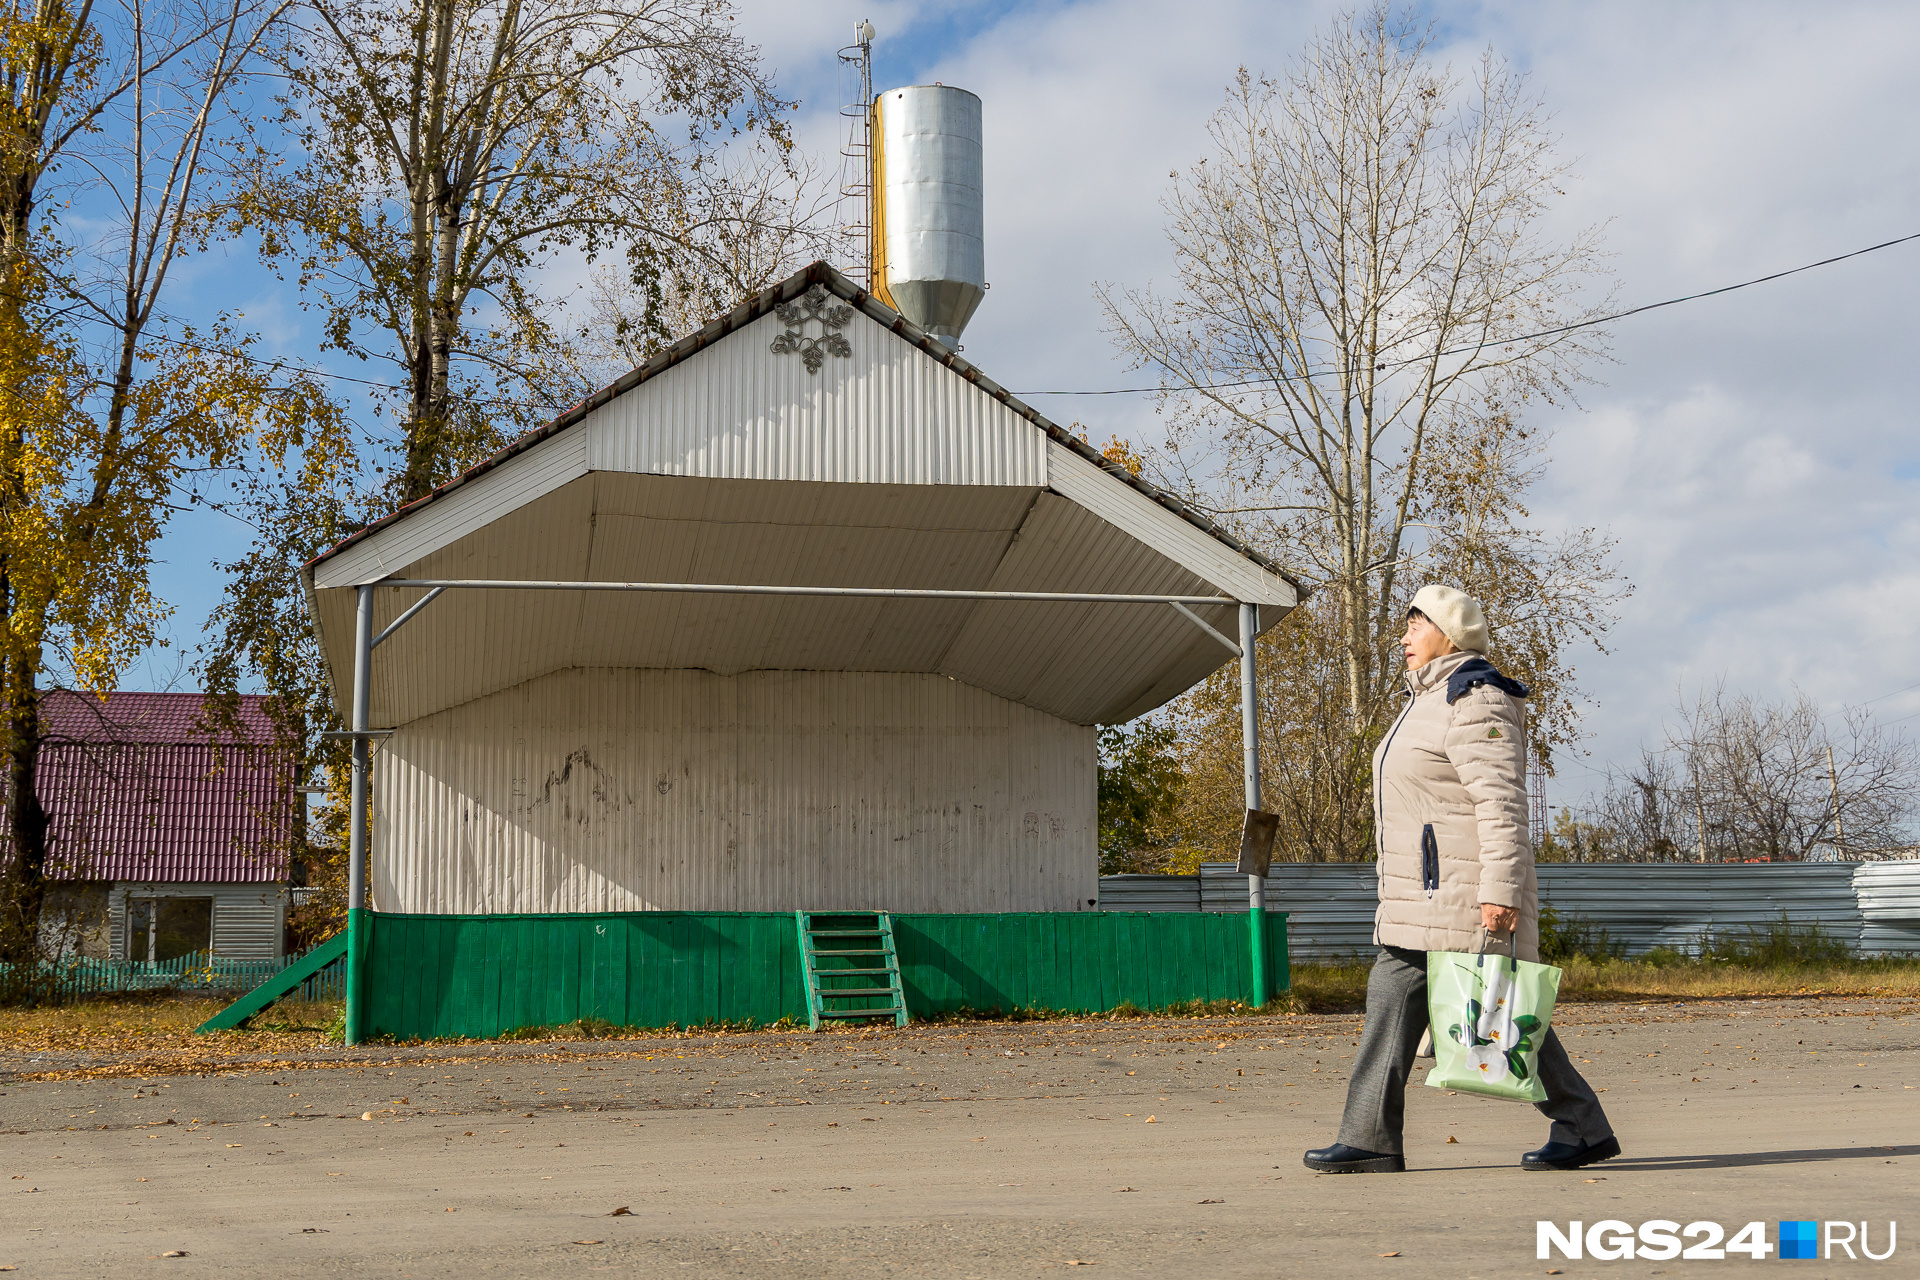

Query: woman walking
[[1303, 584, 1620, 1174]]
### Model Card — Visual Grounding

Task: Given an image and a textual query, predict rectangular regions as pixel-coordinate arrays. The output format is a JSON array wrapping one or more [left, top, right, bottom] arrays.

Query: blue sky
[[127, 0, 1920, 814]]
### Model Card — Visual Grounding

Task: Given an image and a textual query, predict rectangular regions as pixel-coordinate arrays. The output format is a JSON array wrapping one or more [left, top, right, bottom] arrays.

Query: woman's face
[[1401, 613, 1457, 670]]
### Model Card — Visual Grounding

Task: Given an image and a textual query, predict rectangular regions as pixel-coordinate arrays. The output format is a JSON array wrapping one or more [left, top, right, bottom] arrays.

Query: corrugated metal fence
[[1099, 862, 1920, 960]]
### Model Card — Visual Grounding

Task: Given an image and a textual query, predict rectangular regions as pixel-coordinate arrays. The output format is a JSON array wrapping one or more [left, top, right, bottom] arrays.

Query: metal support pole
[[344, 584, 374, 1046], [1240, 602, 1267, 1007]]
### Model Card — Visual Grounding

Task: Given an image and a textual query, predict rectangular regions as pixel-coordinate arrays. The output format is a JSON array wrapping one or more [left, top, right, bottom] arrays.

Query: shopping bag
[[1424, 933, 1562, 1103]]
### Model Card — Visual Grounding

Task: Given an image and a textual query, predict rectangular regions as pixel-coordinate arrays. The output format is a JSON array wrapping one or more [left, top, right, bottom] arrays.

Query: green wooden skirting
[[360, 910, 1288, 1041]]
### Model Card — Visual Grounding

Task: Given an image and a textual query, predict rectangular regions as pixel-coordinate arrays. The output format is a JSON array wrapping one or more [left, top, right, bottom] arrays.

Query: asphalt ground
[[1, 997, 1916, 1278]]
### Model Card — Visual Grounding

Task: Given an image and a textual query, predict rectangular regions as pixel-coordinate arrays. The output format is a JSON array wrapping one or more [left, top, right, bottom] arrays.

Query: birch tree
[[0, 0, 344, 976], [1103, 3, 1622, 735], [1100, 5, 1627, 859], [238, 0, 794, 503]]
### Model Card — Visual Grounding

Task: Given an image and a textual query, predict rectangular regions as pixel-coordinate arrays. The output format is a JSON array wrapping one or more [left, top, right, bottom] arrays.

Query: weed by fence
[[1539, 906, 1629, 963]]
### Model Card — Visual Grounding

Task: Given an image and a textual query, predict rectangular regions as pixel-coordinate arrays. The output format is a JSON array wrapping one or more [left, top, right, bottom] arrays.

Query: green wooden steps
[[795, 911, 908, 1030], [194, 933, 348, 1033]]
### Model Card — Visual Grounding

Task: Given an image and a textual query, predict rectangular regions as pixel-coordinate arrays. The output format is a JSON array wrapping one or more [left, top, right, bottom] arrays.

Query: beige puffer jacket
[[1371, 649, 1539, 960]]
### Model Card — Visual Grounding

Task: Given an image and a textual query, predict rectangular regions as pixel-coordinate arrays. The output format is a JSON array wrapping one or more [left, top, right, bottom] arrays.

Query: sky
[[137, 0, 1919, 815]]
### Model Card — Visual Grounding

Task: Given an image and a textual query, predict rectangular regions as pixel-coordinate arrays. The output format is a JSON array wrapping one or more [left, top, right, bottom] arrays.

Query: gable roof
[[301, 261, 1305, 728], [39, 692, 296, 884], [310, 261, 1303, 594]]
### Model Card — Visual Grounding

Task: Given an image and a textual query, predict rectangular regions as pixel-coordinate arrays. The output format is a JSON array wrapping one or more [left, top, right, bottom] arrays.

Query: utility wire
[[1015, 231, 1920, 397]]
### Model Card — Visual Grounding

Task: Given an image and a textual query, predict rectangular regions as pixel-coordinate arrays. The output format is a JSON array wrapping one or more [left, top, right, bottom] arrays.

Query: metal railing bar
[[1168, 600, 1242, 656], [372, 585, 446, 648], [374, 578, 1239, 606]]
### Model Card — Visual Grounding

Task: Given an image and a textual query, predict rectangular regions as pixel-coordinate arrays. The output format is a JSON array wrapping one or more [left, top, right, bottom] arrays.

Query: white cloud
[[739, 0, 1920, 805], [133, 1, 1917, 812]]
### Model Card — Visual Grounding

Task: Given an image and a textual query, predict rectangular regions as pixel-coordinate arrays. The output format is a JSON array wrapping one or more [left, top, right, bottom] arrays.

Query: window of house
[[127, 897, 212, 963]]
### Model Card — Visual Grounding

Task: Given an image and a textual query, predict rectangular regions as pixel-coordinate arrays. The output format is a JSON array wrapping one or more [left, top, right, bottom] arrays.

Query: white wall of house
[[371, 667, 1098, 915]]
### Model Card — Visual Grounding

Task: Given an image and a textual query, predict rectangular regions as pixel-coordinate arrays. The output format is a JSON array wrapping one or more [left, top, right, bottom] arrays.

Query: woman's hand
[[1481, 902, 1518, 935]]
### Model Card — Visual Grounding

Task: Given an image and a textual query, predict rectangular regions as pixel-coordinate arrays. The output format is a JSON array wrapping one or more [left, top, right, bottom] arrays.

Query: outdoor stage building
[[297, 261, 1301, 1041]]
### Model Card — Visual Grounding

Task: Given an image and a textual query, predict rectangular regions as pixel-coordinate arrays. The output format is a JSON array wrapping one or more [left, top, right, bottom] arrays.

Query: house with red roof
[[36, 691, 299, 962]]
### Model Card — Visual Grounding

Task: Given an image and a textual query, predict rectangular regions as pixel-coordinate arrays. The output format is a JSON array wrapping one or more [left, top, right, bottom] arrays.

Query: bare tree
[[236, 0, 794, 504], [1585, 686, 1920, 861], [1100, 6, 1624, 799], [570, 143, 837, 384]]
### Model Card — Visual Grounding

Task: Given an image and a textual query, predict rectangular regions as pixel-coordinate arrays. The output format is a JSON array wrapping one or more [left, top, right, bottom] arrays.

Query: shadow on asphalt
[[1607, 1145, 1919, 1170], [1388, 1145, 1918, 1175]]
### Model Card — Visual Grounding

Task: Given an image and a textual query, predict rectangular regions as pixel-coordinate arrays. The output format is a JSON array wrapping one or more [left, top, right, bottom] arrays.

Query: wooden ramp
[[194, 933, 348, 1033]]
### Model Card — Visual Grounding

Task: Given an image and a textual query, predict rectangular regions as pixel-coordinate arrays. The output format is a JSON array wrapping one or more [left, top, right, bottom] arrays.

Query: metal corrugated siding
[[41, 691, 276, 743], [371, 667, 1097, 915], [312, 431, 590, 590], [939, 492, 1251, 724], [1102, 862, 1920, 958], [37, 691, 294, 884], [328, 471, 1260, 729], [1095, 874, 1204, 912], [586, 309, 1045, 486], [359, 909, 1288, 1038], [211, 887, 287, 960], [1046, 443, 1295, 609]]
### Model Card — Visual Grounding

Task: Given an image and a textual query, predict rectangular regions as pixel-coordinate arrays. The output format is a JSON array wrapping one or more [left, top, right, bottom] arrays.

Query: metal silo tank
[[870, 85, 984, 341]]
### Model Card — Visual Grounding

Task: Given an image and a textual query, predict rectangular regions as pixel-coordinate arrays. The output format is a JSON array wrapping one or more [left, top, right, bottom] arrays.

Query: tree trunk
[[0, 639, 47, 966]]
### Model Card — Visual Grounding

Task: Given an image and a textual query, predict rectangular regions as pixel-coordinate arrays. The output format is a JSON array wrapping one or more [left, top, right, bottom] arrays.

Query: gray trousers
[[1336, 945, 1613, 1155]]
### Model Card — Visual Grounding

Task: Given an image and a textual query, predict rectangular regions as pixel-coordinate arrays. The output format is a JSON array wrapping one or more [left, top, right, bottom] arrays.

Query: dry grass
[[8, 956, 1920, 1064], [1555, 956, 1920, 1003], [0, 992, 340, 1060]]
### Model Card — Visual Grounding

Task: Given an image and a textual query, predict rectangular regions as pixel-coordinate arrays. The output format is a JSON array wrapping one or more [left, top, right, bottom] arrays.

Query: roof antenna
[[837, 21, 877, 289]]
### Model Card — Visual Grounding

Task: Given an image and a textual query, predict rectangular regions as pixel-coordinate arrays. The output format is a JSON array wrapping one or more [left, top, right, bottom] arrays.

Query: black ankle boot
[[1522, 1135, 1622, 1170], [1303, 1143, 1406, 1173]]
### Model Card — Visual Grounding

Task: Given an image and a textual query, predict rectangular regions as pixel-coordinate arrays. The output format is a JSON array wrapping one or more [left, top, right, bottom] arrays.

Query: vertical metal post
[[1239, 602, 1266, 1007], [344, 584, 374, 1046]]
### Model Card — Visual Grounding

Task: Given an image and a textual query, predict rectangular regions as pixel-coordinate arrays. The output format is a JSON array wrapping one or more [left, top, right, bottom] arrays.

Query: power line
[[1014, 231, 1920, 397]]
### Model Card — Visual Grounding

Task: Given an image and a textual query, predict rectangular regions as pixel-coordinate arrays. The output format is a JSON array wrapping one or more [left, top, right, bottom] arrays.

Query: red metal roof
[[37, 692, 296, 883]]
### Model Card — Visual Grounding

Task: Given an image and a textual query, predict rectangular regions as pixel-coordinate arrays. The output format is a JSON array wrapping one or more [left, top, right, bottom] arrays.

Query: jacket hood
[[1446, 656, 1530, 705]]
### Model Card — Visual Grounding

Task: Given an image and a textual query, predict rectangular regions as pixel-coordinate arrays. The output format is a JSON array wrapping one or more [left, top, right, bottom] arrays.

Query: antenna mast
[[837, 21, 876, 288]]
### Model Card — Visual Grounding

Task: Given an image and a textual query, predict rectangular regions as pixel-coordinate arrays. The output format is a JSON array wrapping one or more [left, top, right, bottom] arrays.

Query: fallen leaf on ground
[[1115, 1187, 1137, 1193], [360, 1112, 373, 1121], [1583, 1178, 1606, 1183], [1445, 1136, 1458, 1144], [162, 1251, 189, 1258], [572, 1240, 602, 1245], [1065, 1262, 1096, 1267], [1377, 1252, 1401, 1257], [1196, 1198, 1223, 1204], [1144, 1116, 1157, 1124], [608, 1206, 631, 1216]]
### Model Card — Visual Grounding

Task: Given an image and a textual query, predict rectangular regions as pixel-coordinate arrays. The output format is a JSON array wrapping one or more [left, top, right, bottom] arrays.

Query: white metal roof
[[305, 262, 1303, 728]]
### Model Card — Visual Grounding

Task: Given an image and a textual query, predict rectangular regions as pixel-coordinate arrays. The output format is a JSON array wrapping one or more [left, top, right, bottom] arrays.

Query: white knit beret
[[1409, 583, 1489, 655]]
